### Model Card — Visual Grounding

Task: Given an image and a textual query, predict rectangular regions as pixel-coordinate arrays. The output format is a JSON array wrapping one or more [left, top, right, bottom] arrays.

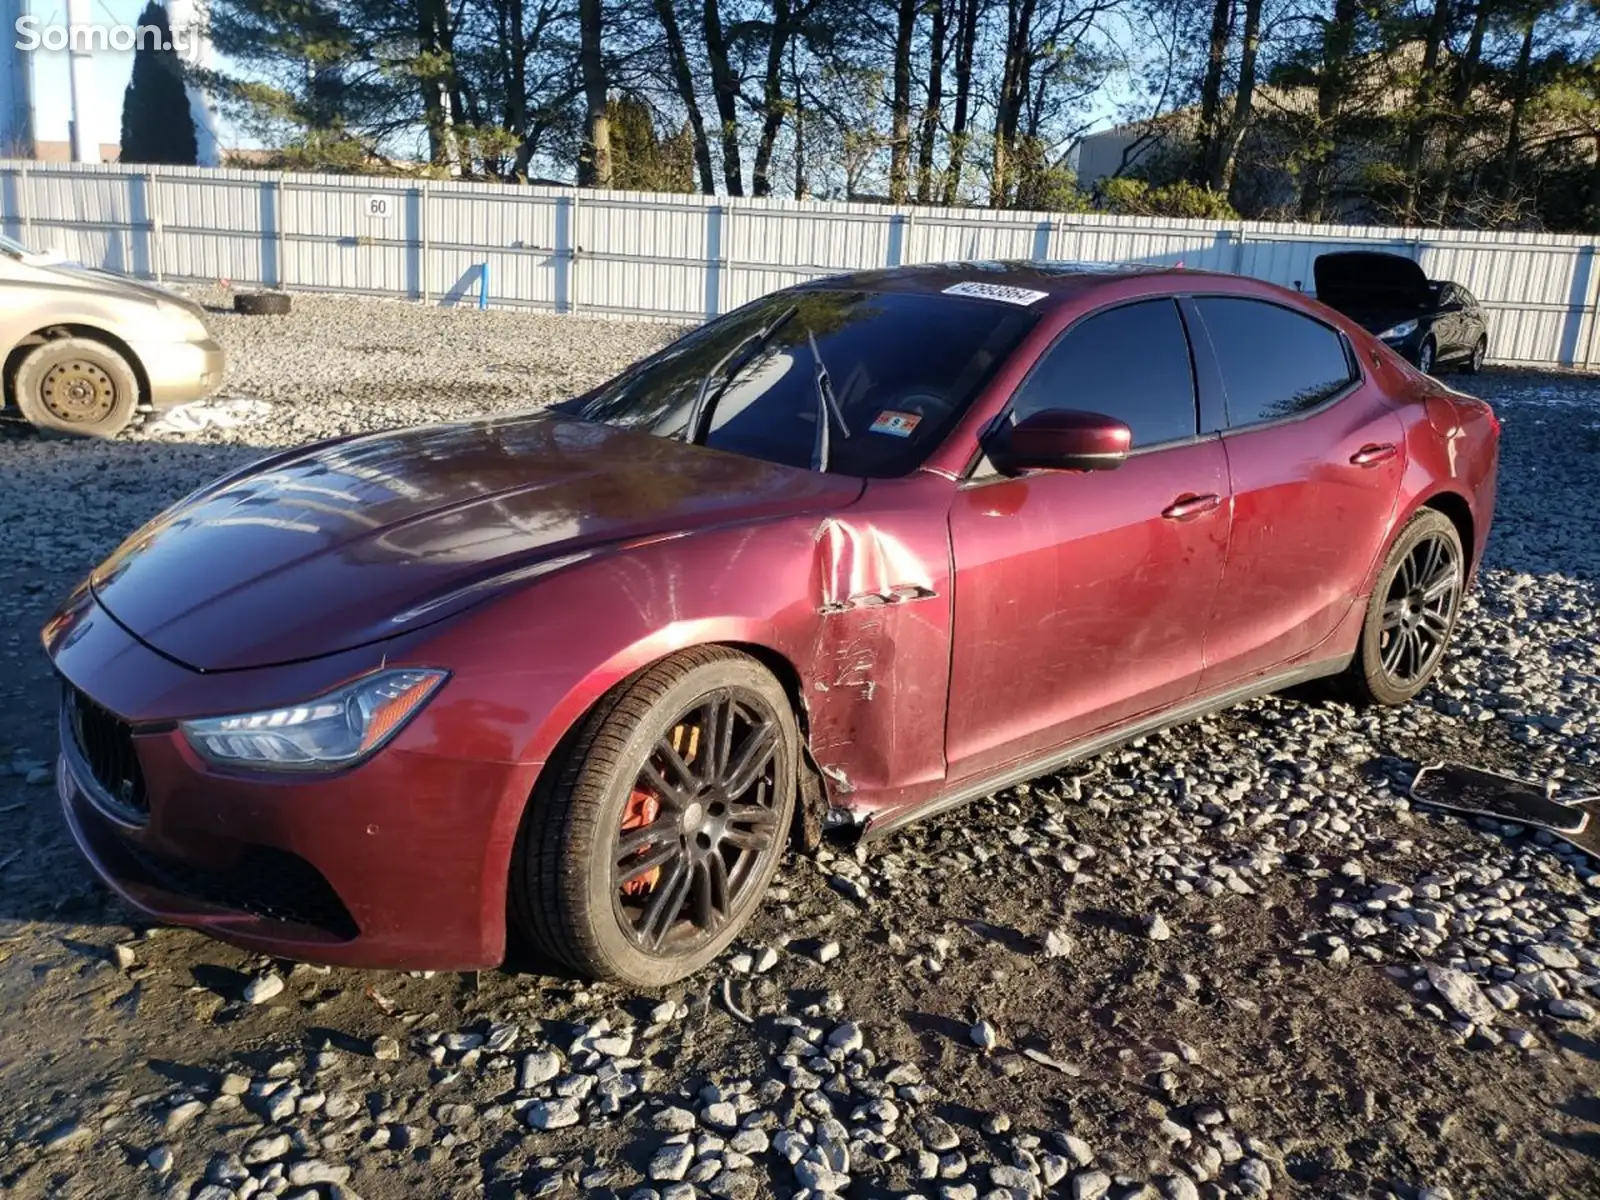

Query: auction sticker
[[942, 281, 1049, 306], [869, 410, 923, 437]]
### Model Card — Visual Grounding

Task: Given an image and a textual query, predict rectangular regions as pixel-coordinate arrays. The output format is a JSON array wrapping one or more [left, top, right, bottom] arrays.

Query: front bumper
[[50, 597, 539, 971], [131, 336, 226, 409]]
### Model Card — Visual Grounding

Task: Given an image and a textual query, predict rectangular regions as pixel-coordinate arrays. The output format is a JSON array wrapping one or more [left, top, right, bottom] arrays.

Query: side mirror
[[987, 409, 1132, 476]]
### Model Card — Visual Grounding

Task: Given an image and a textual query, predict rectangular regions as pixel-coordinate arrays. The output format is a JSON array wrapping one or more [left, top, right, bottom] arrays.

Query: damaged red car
[[45, 263, 1499, 985]]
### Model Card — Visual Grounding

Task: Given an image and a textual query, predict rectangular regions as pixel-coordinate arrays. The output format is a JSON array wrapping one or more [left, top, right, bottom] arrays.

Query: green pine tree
[[120, 2, 199, 165]]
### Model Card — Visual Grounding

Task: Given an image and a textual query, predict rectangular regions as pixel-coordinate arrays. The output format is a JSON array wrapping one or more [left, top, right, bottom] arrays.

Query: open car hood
[[1314, 251, 1433, 314], [90, 413, 864, 671]]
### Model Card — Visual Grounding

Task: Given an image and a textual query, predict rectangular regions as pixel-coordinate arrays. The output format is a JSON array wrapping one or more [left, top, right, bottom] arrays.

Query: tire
[[510, 647, 799, 986], [233, 291, 292, 316], [1415, 337, 1436, 376], [13, 336, 140, 437], [1342, 508, 1465, 708], [1463, 336, 1486, 375]]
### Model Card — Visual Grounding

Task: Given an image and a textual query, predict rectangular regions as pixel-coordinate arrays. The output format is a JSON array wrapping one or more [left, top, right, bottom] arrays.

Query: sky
[[24, 0, 156, 149], [20, 0, 234, 158]]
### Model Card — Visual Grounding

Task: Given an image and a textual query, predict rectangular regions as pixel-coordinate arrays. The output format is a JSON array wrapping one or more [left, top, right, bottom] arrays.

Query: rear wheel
[[510, 647, 797, 986], [1342, 509, 1464, 707], [1463, 336, 1486, 375], [1415, 337, 1436, 376], [13, 337, 140, 437]]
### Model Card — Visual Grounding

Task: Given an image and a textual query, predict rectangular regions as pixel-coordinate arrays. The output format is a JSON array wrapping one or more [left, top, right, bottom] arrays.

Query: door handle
[[1161, 493, 1222, 521], [1349, 443, 1398, 467]]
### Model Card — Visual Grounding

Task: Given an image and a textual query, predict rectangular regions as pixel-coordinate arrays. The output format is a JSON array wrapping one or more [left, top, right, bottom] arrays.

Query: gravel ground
[[0, 293, 1598, 1200]]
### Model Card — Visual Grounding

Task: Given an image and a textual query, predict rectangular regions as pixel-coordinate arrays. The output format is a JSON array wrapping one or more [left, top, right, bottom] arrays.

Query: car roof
[[810, 259, 1204, 307]]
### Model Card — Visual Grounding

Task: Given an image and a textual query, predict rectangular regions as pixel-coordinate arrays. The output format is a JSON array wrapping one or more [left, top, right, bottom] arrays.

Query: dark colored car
[[1314, 250, 1489, 376], [45, 262, 1499, 985]]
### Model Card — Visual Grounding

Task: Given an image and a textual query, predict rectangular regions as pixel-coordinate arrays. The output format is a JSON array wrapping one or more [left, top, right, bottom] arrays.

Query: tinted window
[[561, 290, 1037, 477], [1193, 298, 1355, 427], [1009, 299, 1197, 447]]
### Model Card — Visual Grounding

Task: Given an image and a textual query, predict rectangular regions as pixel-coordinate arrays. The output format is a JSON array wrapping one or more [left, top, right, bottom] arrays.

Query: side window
[[1010, 299, 1197, 448], [1193, 297, 1355, 428], [1437, 283, 1461, 307]]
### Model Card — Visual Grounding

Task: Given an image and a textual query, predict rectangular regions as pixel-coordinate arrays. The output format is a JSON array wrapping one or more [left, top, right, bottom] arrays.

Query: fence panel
[[1, 161, 1596, 370]]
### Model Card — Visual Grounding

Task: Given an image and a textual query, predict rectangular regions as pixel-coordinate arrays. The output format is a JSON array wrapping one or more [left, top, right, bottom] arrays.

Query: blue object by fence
[[478, 262, 490, 310]]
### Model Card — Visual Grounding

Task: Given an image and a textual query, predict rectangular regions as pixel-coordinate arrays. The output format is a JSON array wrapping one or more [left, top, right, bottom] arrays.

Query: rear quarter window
[[1193, 297, 1356, 428]]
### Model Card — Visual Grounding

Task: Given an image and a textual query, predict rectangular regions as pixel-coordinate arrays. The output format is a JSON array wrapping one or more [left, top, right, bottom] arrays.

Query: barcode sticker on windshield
[[942, 281, 1049, 306]]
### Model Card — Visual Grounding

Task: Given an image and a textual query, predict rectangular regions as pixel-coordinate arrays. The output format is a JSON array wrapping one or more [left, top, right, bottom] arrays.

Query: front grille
[[115, 837, 359, 940], [66, 687, 149, 817]]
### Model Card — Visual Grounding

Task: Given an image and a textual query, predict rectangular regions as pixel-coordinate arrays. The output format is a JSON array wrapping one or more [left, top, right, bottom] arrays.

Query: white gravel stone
[[649, 1142, 695, 1181], [242, 1133, 292, 1164], [1428, 966, 1499, 1027], [525, 1097, 582, 1130], [518, 1051, 563, 1090], [1548, 997, 1596, 1021], [164, 1100, 205, 1133], [242, 974, 285, 1005]]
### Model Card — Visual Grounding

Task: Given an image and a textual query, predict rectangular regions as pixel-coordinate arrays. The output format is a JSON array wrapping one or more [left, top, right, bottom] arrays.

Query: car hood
[[22, 256, 205, 313], [1314, 251, 1433, 314], [90, 413, 865, 671]]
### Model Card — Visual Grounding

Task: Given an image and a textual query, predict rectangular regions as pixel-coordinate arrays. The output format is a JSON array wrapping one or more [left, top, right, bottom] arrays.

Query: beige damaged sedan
[[1, 234, 225, 436]]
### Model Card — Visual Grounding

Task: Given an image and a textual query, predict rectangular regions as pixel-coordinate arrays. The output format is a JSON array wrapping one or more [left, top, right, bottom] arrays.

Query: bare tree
[[652, 0, 717, 191], [889, 0, 920, 200], [1208, 0, 1262, 195], [941, 0, 983, 203], [702, 0, 744, 194], [578, 0, 613, 183], [916, 0, 948, 201], [1400, 0, 1452, 223]]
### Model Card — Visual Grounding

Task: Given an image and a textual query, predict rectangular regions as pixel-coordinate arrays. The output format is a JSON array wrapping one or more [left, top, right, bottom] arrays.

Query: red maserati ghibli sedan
[[44, 262, 1498, 985]]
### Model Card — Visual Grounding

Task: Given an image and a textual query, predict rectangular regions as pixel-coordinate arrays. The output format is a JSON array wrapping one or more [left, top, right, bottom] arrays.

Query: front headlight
[[157, 300, 212, 341], [180, 668, 448, 771], [1378, 319, 1418, 340]]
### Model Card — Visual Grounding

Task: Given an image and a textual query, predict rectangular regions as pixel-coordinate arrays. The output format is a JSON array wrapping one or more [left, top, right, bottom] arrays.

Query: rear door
[[945, 298, 1230, 783], [1189, 296, 1405, 691]]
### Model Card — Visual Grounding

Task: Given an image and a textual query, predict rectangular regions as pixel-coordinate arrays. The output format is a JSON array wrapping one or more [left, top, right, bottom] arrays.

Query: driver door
[[944, 298, 1230, 785]]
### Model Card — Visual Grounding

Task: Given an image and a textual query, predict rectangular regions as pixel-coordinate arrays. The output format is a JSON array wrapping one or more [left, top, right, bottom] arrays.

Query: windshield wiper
[[684, 305, 797, 446], [807, 329, 852, 472]]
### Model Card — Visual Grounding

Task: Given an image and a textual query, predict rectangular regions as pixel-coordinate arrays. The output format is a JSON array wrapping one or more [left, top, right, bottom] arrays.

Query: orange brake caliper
[[620, 723, 697, 897], [619, 787, 662, 896]]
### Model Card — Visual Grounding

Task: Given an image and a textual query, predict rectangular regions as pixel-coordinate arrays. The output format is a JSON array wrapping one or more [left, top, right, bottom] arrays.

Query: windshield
[[558, 288, 1039, 477]]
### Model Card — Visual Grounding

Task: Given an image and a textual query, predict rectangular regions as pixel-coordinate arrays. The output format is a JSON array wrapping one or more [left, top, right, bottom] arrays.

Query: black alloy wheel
[[510, 647, 798, 986], [612, 688, 784, 954], [1377, 531, 1461, 687], [1344, 508, 1465, 707]]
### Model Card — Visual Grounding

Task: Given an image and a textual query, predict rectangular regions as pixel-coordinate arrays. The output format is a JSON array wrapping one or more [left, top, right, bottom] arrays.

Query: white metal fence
[[4, 159, 1598, 370]]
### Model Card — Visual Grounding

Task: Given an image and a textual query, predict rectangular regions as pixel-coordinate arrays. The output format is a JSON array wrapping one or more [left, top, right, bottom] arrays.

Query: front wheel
[[510, 647, 798, 986], [1415, 337, 1436, 376], [13, 337, 141, 437], [1342, 509, 1464, 707]]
